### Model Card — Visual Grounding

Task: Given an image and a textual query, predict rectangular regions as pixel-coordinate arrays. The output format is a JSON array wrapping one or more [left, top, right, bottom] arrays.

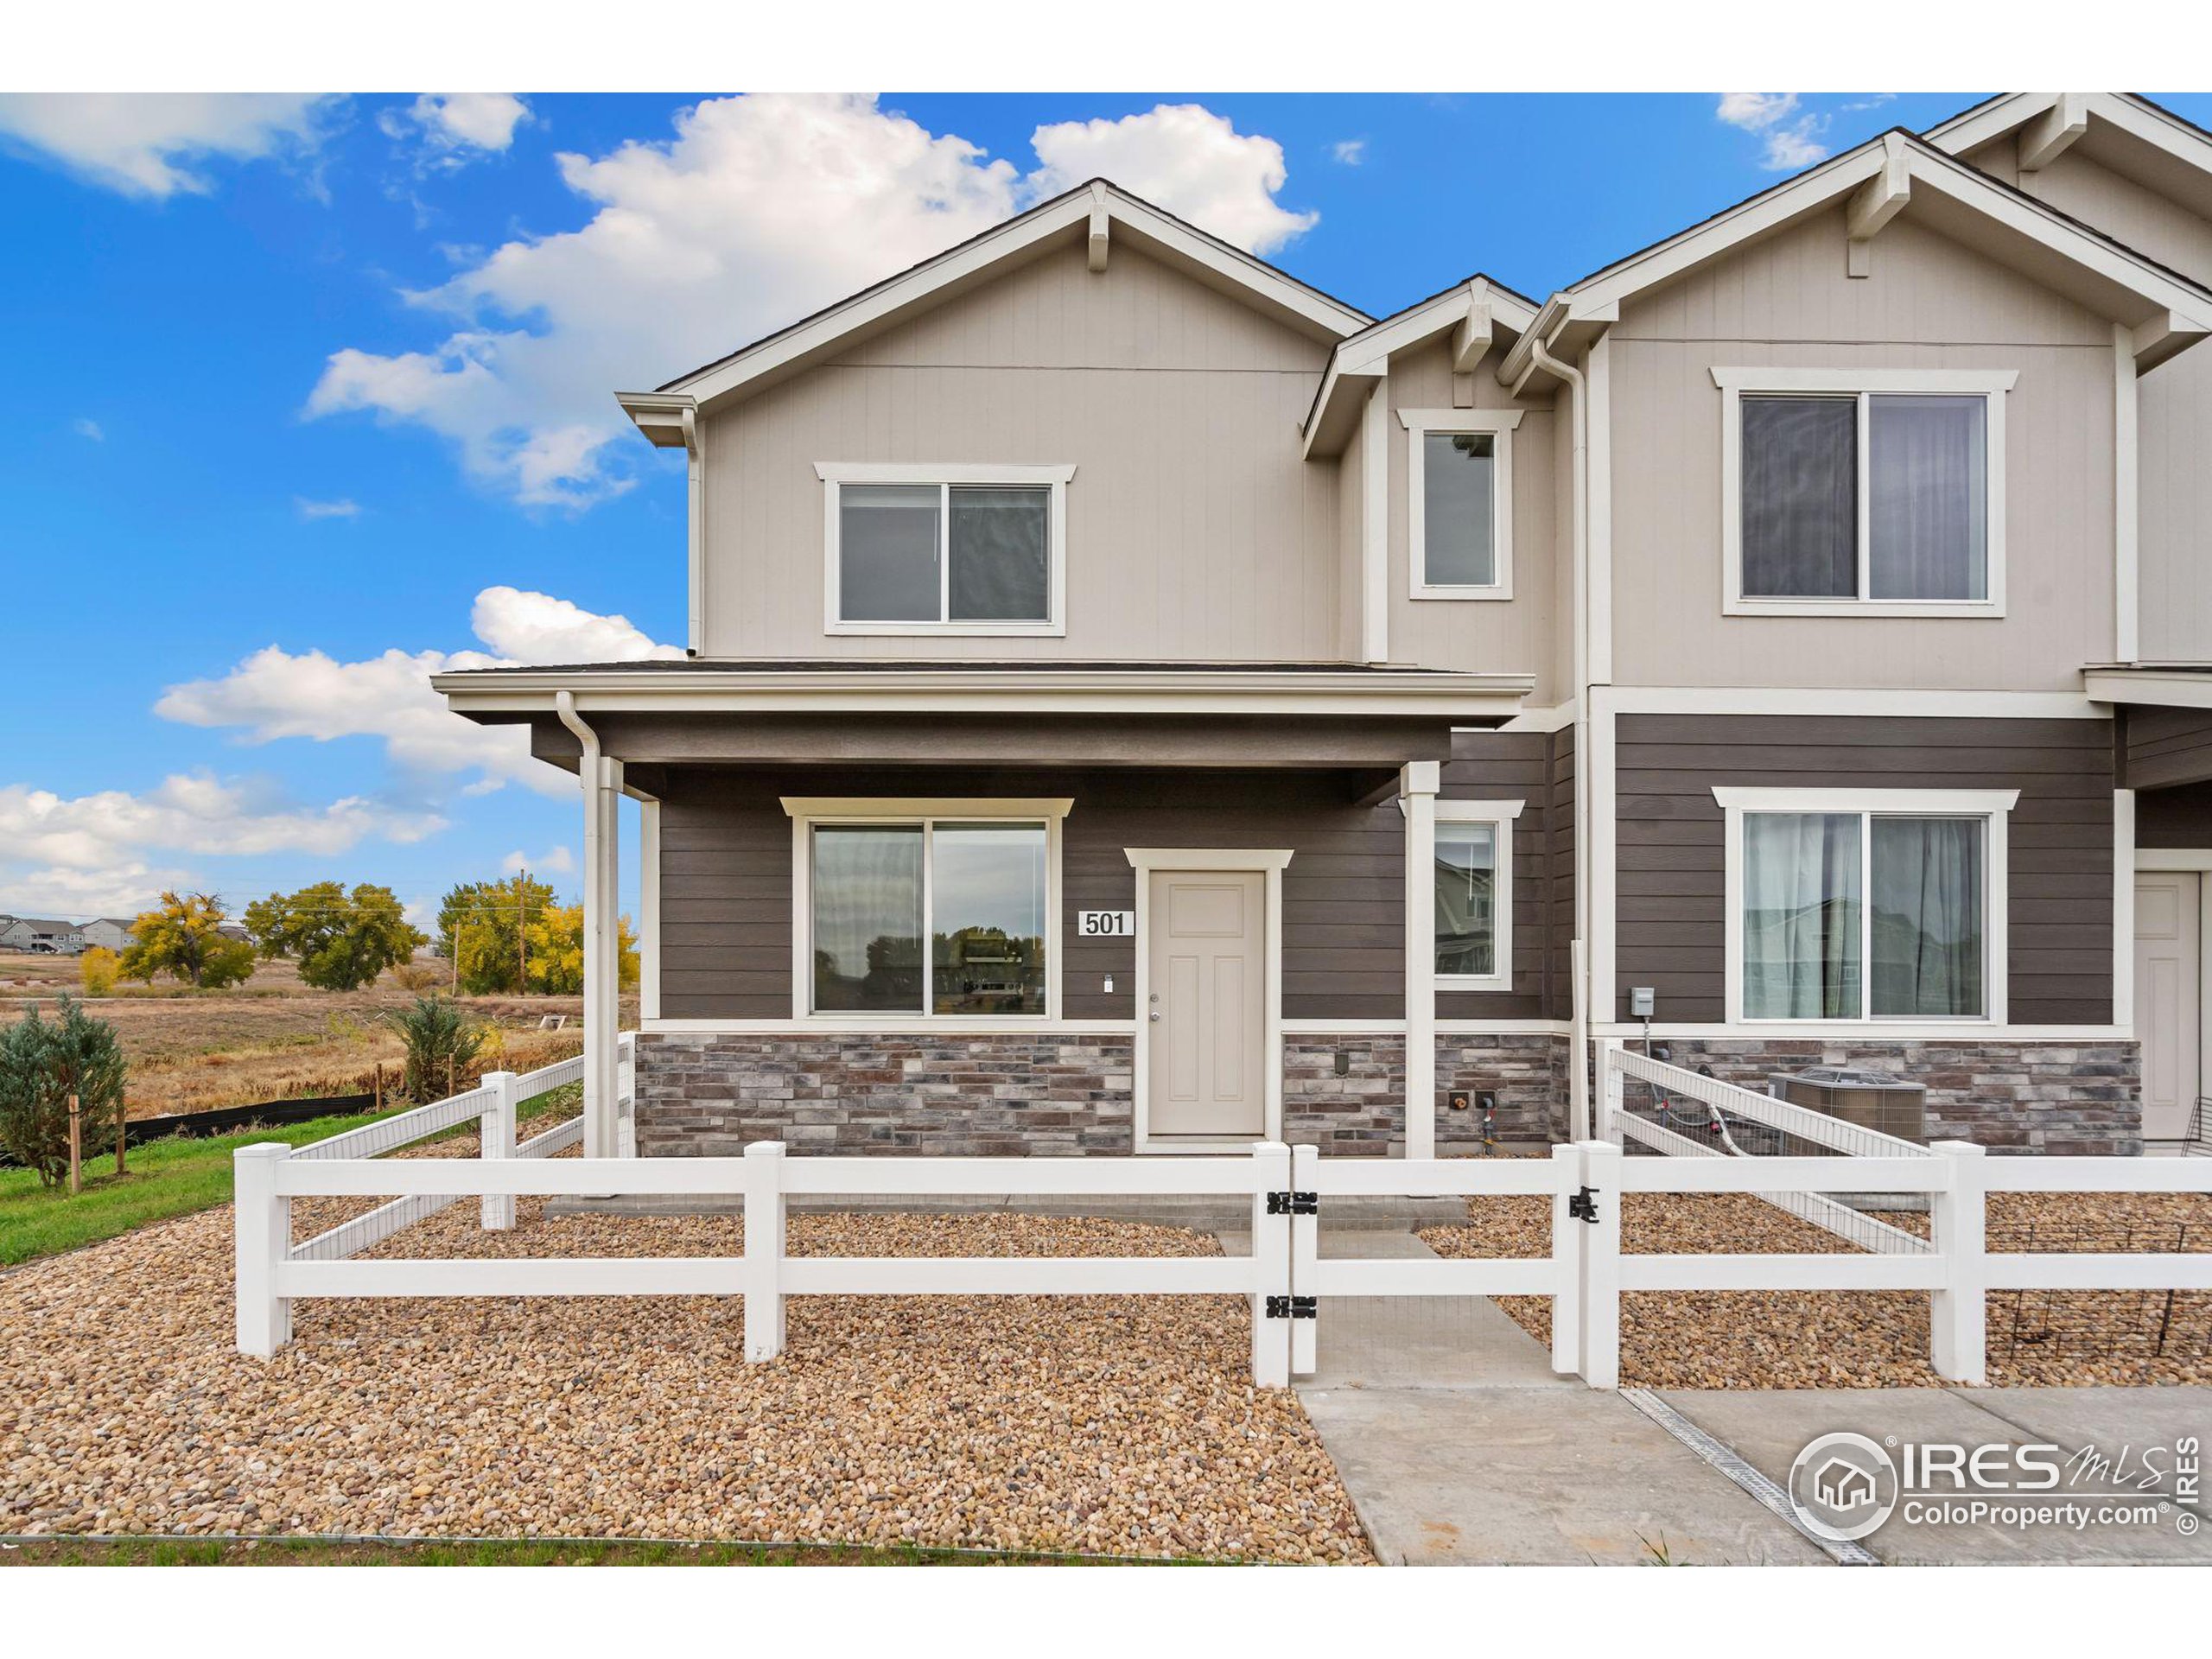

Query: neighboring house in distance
[[0, 918, 84, 955], [439, 92, 2212, 1162], [76, 918, 137, 953]]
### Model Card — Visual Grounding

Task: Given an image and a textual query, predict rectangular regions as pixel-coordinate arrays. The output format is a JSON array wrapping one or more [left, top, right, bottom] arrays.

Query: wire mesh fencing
[[1988, 1220, 2210, 1363]]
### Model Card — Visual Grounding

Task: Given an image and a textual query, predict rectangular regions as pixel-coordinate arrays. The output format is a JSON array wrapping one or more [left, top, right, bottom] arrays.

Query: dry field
[[1420, 1189, 2212, 1389], [0, 1133, 1370, 1561], [0, 952, 630, 1117]]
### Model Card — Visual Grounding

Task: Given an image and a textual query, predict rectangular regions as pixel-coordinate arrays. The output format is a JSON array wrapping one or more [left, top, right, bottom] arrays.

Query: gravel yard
[[1420, 1189, 2212, 1389], [0, 1153, 1370, 1561]]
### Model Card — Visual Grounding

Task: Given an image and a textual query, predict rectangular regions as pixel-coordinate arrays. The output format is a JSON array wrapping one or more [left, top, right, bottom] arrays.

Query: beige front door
[[2133, 871, 2202, 1142], [1146, 869, 1267, 1138]]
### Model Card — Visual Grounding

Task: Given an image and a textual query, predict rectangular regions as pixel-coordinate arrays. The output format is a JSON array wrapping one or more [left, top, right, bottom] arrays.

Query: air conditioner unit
[[1768, 1066, 1927, 1143]]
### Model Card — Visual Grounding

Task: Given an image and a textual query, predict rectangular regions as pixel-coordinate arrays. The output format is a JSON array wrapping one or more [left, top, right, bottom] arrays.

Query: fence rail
[[233, 1038, 2212, 1389]]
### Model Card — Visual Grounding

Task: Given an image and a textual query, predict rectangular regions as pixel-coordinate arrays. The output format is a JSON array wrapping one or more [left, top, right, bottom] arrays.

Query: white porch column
[[582, 753, 624, 1160], [1402, 760, 1440, 1160]]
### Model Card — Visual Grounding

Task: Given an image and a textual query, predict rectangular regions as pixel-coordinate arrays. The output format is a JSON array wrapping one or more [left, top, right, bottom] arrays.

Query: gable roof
[[1498, 125, 2212, 389], [619, 178, 1370, 442], [1926, 92, 2212, 225], [1301, 273, 1541, 458]]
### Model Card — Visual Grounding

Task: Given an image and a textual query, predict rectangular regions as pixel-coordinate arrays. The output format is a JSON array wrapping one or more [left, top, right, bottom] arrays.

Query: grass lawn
[[0, 1537, 1129, 1567], [0, 1085, 581, 1268]]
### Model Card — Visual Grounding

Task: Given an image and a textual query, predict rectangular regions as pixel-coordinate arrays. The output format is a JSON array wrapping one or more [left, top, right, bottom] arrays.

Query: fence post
[[617, 1032, 637, 1159], [1929, 1140, 1987, 1385], [1548, 1142, 1584, 1376], [1599, 1041, 1627, 1142], [1579, 1140, 1623, 1389], [1249, 1141, 1292, 1388], [234, 1143, 293, 1357], [743, 1141, 786, 1362], [1289, 1144, 1320, 1378], [480, 1071, 518, 1231]]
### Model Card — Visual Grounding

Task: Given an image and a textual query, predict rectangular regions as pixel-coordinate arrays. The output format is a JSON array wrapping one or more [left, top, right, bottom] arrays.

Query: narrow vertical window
[[1422, 431, 1497, 588], [1433, 823, 1497, 977]]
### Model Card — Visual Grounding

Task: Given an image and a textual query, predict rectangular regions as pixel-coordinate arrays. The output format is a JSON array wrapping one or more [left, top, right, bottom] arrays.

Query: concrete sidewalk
[[1287, 1261, 2211, 1565]]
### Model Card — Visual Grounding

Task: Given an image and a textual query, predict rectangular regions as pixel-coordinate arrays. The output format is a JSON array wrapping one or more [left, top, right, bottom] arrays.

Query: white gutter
[[1522, 333, 1595, 1142]]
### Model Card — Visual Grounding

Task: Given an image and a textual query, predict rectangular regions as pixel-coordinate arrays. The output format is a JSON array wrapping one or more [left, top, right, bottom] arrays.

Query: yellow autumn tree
[[522, 904, 639, 995]]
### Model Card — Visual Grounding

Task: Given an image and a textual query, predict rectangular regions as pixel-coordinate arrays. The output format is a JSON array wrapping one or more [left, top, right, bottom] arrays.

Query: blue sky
[[3, 90, 2202, 929]]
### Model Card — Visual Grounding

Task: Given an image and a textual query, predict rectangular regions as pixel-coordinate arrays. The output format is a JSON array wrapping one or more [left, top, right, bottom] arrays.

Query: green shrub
[[0, 998, 129, 1187], [383, 994, 488, 1103]]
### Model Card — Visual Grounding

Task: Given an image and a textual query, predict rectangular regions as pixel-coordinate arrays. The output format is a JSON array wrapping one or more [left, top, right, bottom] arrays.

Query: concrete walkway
[[1281, 1245, 2212, 1565]]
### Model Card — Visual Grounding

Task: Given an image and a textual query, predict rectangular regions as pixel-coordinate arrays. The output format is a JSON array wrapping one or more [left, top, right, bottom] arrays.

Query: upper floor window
[[1399, 409, 1520, 601], [1713, 369, 2015, 619], [817, 463, 1075, 636], [1716, 786, 2017, 1027]]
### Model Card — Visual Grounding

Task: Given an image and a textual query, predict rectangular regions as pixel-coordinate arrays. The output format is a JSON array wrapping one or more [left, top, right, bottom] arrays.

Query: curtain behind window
[[812, 825, 923, 1011], [1870, 817, 1984, 1016], [1870, 396, 1986, 600], [949, 486, 1050, 621], [1741, 396, 1856, 597], [840, 486, 940, 621], [1743, 812, 1862, 1018]]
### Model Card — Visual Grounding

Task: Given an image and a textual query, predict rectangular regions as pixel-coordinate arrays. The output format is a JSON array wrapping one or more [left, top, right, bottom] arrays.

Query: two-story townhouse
[[437, 98, 2212, 1162]]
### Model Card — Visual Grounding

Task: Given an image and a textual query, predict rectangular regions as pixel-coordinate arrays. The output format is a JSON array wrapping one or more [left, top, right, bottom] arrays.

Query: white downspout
[[1523, 335, 1592, 1142], [556, 690, 620, 1162]]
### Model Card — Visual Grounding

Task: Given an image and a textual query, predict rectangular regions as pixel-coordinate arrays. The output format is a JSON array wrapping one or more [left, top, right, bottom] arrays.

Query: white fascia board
[[1303, 279, 1538, 458], [433, 667, 1536, 721], [1927, 92, 2212, 180], [1923, 93, 2061, 155], [1554, 133, 2212, 361], [662, 187, 1367, 422], [616, 391, 695, 449], [2085, 668, 2212, 709]]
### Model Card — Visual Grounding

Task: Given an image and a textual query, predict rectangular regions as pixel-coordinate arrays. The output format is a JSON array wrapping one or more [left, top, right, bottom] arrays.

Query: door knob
[[1148, 1011, 1161, 1021]]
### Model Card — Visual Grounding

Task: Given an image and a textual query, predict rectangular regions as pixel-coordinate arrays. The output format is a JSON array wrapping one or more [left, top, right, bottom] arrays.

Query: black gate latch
[[1265, 1295, 1319, 1319], [1266, 1191, 1319, 1217], [1568, 1185, 1601, 1224]]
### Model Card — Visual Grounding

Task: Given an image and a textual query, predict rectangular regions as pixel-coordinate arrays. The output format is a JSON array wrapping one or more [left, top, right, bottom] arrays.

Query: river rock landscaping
[[1419, 1189, 2212, 1389], [0, 1147, 1370, 1561]]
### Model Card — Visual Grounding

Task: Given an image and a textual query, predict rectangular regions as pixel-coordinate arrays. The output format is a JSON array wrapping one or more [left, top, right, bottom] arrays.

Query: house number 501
[[1077, 910, 1135, 937]]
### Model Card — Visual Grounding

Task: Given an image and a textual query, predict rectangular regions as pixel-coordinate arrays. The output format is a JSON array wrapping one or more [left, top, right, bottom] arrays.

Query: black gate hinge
[[1265, 1294, 1319, 1319], [1266, 1190, 1319, 1217], [1568, 1185, 1601, 1224]]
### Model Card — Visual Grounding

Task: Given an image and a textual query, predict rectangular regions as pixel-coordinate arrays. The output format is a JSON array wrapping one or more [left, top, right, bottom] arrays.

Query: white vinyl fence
[[235, 1039, 2212, 1389]]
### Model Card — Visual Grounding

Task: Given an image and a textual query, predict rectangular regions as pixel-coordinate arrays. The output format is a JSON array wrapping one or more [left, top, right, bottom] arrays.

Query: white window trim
[[1715, 785, 2018, 1028], [1124, 847, 1292, 1154], [1397, 409, 1521, 601], [816, 462, 1075, 638], [782, 796, 1071, 1024], [1713, 367, 2015, 619], [1430, 798, 1525, 994]]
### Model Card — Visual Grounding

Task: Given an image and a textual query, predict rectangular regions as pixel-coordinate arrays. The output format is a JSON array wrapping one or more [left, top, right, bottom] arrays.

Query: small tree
[[435, 874, 558, 995], [118, 893, 256, 989], [79, 946, 118, 995], [0, 998, 128, 1187], [524, 903, 641, 995], [384, 994, 489, 1102], [244, 880, 428, 992]]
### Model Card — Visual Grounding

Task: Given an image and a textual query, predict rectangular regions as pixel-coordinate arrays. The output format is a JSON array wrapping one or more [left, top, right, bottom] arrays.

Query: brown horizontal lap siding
[[2137, 779, 2212, 849], [1434, 728, 1554, 1023], [2125, 707, 2212, 791], [1613, 715, 2114, 1026]]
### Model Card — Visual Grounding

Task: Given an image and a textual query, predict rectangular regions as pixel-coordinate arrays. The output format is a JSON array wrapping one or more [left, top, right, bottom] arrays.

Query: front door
[[2133, 871, 2202, 1142], [1146, 869, 1266, 1138]]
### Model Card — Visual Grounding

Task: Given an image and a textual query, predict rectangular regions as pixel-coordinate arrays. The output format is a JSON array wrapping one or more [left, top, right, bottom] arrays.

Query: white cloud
[[153, 586, 680, 800], [295, 496, 361, 520], [397, 93, 530, 155], [1714, 92, 1828, 171], [0, 774, 445, 919], [502, 845, 575, 876], [469, 585, 683, 664], [307, 94, 1317, 509], [72, 416, 104, 442], [0, 93, 330, 198], [1029, 105, 1318, 255], [1331, 139, 1366, 166]]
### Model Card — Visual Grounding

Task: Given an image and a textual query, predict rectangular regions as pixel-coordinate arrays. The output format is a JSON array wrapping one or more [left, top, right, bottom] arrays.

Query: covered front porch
[[431, 661, 1538, 1160]]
